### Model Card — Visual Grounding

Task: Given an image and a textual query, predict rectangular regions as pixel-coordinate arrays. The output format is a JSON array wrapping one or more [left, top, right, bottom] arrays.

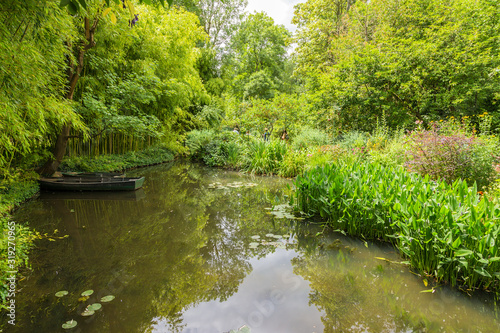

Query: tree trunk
[[37, 16, 99, 176]]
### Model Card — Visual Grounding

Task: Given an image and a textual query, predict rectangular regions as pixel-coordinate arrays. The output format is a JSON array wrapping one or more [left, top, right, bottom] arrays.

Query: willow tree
[[38, 0, 174, 176], [0, 0, 87, 179]]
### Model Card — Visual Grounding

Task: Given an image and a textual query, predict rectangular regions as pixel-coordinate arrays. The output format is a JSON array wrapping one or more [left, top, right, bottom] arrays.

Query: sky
[[245, 0, 305, 32]]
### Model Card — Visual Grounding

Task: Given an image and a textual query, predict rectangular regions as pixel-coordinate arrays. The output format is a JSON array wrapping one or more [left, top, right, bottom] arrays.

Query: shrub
[[242, 139, 287, 175], [404, 124, 498, 189], [336, 131, 370, 149], [185, 130, 215, 160], [278, 149, 306, 177], [60, 146, 174, 172], [291, 128, 330, 151], [368, 130, 407, 167]]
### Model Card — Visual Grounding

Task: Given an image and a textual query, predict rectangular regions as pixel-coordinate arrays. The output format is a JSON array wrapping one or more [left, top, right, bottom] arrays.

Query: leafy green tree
[[72, 4, 209, 153], [196, 0, 248, 48], [59, 0, 174, 15], [0, 0, 86, 179], [224, 12, 291, 99], [292, 0, 500, 132]]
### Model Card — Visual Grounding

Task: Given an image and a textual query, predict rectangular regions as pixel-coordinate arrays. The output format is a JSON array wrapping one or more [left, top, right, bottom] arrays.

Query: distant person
[[281, 130, 289, 141], [263, 128, 270, 141], [233, 127, 239, 134]]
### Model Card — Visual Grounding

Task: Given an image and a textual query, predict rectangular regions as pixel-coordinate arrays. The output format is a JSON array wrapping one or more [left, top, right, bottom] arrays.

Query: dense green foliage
[[2, 0, 500, 306], [293, 161, 500, 291], [61, 145, 175, 172], [292, 0, 500, 132], [0, 1, 84, 179]]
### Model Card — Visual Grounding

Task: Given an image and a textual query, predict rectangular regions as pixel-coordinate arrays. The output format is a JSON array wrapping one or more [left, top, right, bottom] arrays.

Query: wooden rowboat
[[39, 176, 145, 191]]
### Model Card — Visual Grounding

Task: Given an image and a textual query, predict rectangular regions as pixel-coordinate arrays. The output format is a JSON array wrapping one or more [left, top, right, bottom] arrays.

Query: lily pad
[[81, 290, 94, 297], [81, 310, 95, 317], [271, 235, 282, 239], [62, 320, 77, 329], [265, 233, 275, 237], [250, 235, 261, 240], [249, 242, 260, 248], [55, 290, 69, 297], [100, 295, 115, 302], [88, 303, 102, 311]]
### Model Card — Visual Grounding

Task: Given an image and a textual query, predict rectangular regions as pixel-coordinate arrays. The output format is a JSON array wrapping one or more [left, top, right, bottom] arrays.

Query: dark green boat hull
[[39, 176, 145, 191]]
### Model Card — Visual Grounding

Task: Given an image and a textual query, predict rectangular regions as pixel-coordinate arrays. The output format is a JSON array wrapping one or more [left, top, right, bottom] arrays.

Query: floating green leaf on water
[[81, 310, 95, 317], [81, 290, 94, 297], [62, 320, 77, 329], [265, 233, 275, 237], [88, 303, 102, 311], [271, 235, 282, 239], [55, 290, 69, 297], [249, 242, 260, 248], [100, 295, 115, 302], [250, 235, 261, 240]]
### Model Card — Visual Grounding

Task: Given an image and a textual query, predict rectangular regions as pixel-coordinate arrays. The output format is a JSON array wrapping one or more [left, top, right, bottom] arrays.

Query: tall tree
[[0, 0, 85, 178], [197, 0, 247, 48], [38, 0, 177, 175], [292, 0, 500, 132], [37, 3, 105, 175], [224, 12, 291, 99]]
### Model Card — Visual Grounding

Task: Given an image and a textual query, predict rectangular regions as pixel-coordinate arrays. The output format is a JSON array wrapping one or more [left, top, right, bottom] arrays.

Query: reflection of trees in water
[[6, 162, 295, 333], [291, 232, 500, 333]]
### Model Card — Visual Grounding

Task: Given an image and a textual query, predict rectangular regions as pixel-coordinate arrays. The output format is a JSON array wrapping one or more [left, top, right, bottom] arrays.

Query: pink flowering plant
[[404, 118, 499, 189]]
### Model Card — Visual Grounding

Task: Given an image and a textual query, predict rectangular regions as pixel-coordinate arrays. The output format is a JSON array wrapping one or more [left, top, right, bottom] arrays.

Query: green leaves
[[294, 159, 500, 291], [62, 320, 77, 329]]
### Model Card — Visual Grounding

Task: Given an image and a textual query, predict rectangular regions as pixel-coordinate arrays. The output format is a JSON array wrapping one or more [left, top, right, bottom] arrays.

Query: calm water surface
[[1, 162, 499, 332]]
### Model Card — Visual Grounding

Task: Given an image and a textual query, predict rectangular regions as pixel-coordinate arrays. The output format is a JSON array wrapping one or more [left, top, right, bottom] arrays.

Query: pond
[[1, 161, 500, 332]]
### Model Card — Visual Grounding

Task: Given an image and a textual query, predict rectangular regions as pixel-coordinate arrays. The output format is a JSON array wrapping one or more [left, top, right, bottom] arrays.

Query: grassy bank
[[60, 145, 175, 172], [0, 145, 175, 309]]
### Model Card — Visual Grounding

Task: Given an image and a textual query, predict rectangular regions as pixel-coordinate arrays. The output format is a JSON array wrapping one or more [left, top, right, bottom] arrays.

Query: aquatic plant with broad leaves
[[293, 161, 500, 292]]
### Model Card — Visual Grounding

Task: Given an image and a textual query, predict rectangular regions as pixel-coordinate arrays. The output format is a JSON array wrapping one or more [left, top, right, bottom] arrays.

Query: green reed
[[293, 161, 500, 291]]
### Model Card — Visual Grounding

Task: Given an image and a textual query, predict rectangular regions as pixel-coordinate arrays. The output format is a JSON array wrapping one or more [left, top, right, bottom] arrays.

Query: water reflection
[[1, 161, 499, 333]]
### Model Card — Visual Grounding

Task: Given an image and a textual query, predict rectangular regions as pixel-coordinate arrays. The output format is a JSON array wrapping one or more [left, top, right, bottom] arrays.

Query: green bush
[[368, 131, 407, 167], [336, 131, 370, 149], [185, 130, 216, 160], [291, 128, 330, 151], [278, 149, 306, 177], [293, 161, 500, 292], [241, 139, 288, 175]]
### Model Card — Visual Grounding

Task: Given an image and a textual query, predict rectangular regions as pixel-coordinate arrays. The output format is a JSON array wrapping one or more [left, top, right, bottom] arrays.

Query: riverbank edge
[[0, 146, 176, 310]]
